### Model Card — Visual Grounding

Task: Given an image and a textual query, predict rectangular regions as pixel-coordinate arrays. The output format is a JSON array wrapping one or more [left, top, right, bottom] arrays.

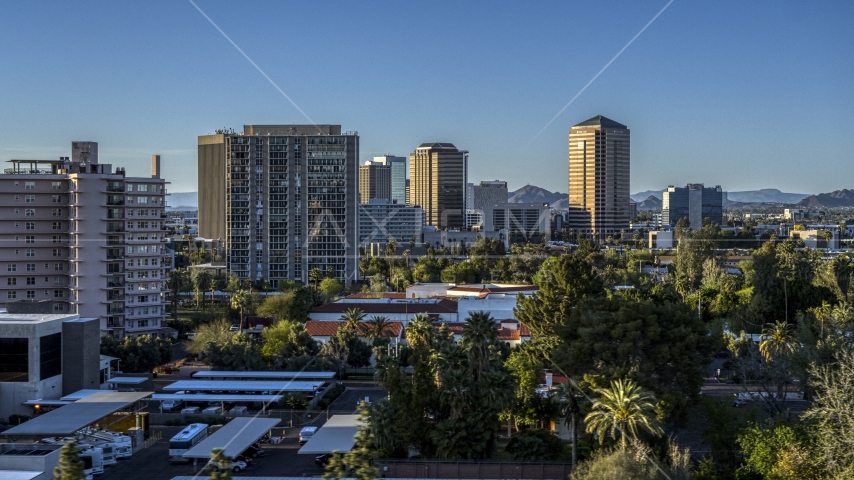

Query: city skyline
[[0, 1, 852, 195]]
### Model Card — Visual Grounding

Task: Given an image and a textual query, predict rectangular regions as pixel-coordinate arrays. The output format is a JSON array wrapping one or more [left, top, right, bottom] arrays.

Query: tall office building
[[409, 143, 468, 229], [371, 155, 407, 205], [662, 184, 724, 229], [198, 125, 359, 286], [0, 142, 168, 338], [358, 199, 425, 247], [359, 162, 391, 204], [465, 180, 509, 228], [567, 115, 630, 239]]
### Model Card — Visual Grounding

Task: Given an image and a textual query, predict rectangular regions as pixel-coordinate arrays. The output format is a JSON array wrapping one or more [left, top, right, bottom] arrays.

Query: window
[[24, 181, 35, 190], [137, 197, 148, 204], [26, 290, 35, 299], [54, 290, 64, 298], [52, 236, 61, 244], [25, 222, 34, 230], [137, 209, 148, 216], [7, 264, 16, 272], [26, 278, 35, 285], [25, 249, 35, 257], [138, 319, 149, 328], [51, 209, 62, 217], [54, 263, 63, 271], [138, 185, 148, 192], [13, 181, 18, 187], [7, 278, 16, 286], [25, 236, 34, 244], [52, 248, 62, 257], [39, 333, 62, 380], [137, 221, 148, 229], [26, 264, 35, 272], [14, 222, 19, 228], [51, 182, 62, 190], [0, 337, 28, 382], [6, 291, 16, 300], [14, 195, 19, 201], [52, 195, 62, 203], [52, 222, 62, 230], [126, 184, 133, 192], [25, 209, 35, 217], [54, 276, 63, 285], [53, 303, 63, 312], [138, 295, 149, 303], [25, 195, 34, 203]]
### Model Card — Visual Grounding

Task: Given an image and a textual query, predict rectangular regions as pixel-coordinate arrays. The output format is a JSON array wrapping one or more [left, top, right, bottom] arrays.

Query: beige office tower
[[359, 162, 391, 204], [198, 125, 359, 286], [567, 115, 630, 240], [0, 143, 169, 338], [409, 143, 467, 229]]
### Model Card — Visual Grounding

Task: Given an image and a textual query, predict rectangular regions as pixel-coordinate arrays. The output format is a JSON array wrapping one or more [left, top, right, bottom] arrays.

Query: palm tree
[[230, 289, 251, 333], [309, 268, 323, 290], [340, 308, 366, 333], [402, 249, 412, 268], [584, 378, 663, 451], [363, 315, 393, 340], [461, 311, 498, 381], [759, 320, 795, 362], [194, 269, 213, 308], [552, 382, 581, 470], [674, 274, 689, 301]]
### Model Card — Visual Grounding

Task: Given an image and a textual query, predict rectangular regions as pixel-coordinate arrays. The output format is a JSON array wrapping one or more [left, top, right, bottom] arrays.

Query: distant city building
[[482, 203, 550, 244], [370, 155, 407, 205], [198, 125, 359, 286], [0, 142, 168, 338], [409, 143, 468, 229], [567, 115, 631, 240], [662, 184, 724, 228], [359, 162, 391, 204], [649, 230, 676, 249], [358, 199, 424, 247], [466, 180, 509, 229], [791, 228, 839, 250]]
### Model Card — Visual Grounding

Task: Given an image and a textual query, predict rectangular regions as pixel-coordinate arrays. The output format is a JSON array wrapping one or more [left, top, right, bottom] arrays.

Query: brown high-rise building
[[359, 162, 391, 204], [409, 143, 467, 229], [567, 115, 630, 239]]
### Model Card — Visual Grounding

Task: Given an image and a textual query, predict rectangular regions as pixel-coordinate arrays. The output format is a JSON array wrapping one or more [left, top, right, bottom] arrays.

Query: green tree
[[207, 447, 232, 480], [192, 269, 213, 308], [186, 319, 232, 356], [760, 320, 796, 361], [204, 333, 264, 371], [319, 277, 344, 299], [260, 320, 319, 364], [362, 315, 393, 344], [736, 420, 824, 479], [166, 268, 190, 319], [99, 335, 172, 372], [340, 308, 366, 332], [505, 428, 565, 461], [584, 379, 663, 451], [804, 348, 854, 477], [53, 441, 85, 480], [255, 288, 324, 323]]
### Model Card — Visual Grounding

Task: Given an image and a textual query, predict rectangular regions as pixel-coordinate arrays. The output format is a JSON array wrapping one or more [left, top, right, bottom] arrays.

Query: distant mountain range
[[507, 185, 568, 209], [631, 188, 810, 204], [797, 189, 854, 208], [167, 192, 198, 210], [637, 196, 662, 210]]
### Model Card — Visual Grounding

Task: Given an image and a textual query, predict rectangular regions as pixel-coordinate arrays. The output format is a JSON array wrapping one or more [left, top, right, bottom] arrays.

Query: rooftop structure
[[182, 417, 279, 459], [297, 414, 359, 455]]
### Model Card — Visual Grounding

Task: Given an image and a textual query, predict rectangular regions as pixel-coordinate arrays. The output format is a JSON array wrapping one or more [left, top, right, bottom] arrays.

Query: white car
[[208, 459, 247, 473], [180, 406, 200, 414], [163, 398, 184, 411]]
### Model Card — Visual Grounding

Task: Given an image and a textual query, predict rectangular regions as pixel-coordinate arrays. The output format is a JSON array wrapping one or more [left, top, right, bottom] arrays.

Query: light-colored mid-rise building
[[198, 125, 359, 286], [0, 143, 169, 338], [371, 155, 407, 205], [358, 199, 424, 247], [359, 162, 391, 204], [482, 202, 550, 244], [409, 143, 468, 230], [567, 115, 630, 240], [662, 184, 724, 228]]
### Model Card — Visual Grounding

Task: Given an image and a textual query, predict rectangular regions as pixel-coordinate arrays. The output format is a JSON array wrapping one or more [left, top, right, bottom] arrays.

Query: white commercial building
[[358, 199, 424, 247]]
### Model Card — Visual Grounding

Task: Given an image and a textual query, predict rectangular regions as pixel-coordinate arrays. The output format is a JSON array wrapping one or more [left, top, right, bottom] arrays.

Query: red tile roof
[[345, 292, 407, 299], [414, 321, 532, 341], [304, 320, 404, 338], [311, 299, 458, 315]]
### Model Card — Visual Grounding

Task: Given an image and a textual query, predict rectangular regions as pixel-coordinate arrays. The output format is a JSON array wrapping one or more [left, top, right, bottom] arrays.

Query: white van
[[299, 426, 318, 444]]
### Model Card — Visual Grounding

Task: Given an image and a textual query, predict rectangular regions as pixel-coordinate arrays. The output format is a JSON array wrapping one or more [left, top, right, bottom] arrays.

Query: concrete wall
[[0, 443, 60, 480], [62, 317, 101, 395]]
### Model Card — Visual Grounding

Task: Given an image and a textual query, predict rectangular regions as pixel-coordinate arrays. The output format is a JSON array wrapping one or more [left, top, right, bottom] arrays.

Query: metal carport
[[297, 414, 359, 455], [192, 371, 336, 380], [164, 380, 322, 393], [151, 393, 283, 414], [182, 417, 280, 460]]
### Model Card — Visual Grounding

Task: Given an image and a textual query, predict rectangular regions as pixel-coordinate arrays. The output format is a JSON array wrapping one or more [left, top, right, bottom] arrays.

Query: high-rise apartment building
[[371, 155, 407, 205], [0, 142, 168, 338], [359, 162, 391, 204], [198, 125, 359, 286], [409, 143, 467, 229], [465, 180, 509, 228], [662, 184, 724, 229], [567, 115, 630, 239]]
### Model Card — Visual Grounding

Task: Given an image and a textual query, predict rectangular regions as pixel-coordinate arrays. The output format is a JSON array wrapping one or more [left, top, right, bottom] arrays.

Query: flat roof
[[152, 394, 282, 403], [60, 389, 104, 401], [182, 417, 279, 459], [0, 472, 41, 480], [164, 380, 322, 392], [297, 415, 359, 455], [104, 377, 148, 384], [0, 313, 77, 324], [2, 391, 151, 437], [21, 399, 70, 407], [192, 371, 336, 380]]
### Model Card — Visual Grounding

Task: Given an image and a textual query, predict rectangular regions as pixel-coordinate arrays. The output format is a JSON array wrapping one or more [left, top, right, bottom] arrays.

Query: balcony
[[107, 281, 125, 288], [106, 199, 124, 206], [107, 320, 124, 328], [106, 185, 124, 193], [106, 253, 125, 260], [106, 212, 125, 220], [160, 213, 167, 218], [107, 306, 125, 315]]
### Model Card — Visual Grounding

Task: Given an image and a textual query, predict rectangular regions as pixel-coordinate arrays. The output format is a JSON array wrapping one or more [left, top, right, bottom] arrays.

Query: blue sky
[[1, 1, 852, 195]]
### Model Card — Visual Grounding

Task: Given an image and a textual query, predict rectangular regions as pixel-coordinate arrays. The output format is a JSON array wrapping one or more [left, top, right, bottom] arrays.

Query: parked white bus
[[169, 423, 209, 462]]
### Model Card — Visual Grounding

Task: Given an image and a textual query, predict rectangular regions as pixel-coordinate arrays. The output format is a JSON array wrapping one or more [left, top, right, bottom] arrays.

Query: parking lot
[[98, 385, 387, 480]]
